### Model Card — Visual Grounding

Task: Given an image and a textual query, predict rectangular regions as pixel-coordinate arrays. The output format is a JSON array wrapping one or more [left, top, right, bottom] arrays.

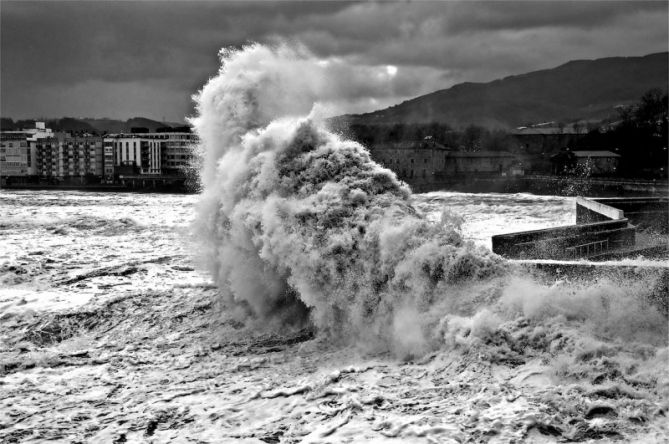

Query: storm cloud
[[1, 1, 667, 121]]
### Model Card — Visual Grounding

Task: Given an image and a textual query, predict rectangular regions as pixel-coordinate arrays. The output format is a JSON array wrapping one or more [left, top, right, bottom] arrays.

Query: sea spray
[[190, 43, 505, 348], [185, 44, 669, 438], [190, 43, 667, 360]]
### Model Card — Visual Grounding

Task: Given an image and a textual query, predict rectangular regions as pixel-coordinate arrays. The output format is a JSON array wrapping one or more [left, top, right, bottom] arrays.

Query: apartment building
[[0, 132, 31, 176], [1, 123, 54, 177], [145, 132, 197, 175], [103, 131, 197, 176], [33, 137, 61, 179], [57, 136, 104, 179]]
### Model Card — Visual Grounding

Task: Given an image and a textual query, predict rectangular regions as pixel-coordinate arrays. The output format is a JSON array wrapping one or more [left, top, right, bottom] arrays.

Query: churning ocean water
[[1, 42, 666, 443]]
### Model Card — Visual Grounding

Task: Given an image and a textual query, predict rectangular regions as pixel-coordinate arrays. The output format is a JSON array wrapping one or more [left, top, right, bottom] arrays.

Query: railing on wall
[[565, 239, 609, 258]]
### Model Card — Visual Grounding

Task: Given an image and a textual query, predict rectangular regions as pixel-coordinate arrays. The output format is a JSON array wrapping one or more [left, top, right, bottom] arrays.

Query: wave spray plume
[[190, 43, 504, 350]]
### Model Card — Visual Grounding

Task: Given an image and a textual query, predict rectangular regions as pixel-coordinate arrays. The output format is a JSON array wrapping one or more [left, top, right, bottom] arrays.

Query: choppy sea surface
[[0, 190, 573, 312], [1, 190, 666, 443]]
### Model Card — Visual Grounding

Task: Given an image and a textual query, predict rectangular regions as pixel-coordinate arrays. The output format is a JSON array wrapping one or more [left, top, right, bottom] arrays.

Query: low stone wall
[[493, 195, 668, 260], [492, 219, 635, 259]]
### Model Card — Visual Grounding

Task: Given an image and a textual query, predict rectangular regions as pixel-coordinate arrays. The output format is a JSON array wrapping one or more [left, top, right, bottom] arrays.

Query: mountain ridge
[[336, 52, 668, 129]]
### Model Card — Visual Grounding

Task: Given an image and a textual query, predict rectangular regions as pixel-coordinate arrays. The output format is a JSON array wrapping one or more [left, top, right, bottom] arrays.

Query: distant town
[[1, 89, 667, 195], [0, 123, 199, 192]]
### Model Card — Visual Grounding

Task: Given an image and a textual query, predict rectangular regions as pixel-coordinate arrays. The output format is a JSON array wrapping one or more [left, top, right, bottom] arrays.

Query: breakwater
[[492, 196, 668, 260]]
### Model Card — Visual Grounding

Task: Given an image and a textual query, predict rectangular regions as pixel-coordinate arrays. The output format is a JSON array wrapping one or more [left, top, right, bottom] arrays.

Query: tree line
[[574, 88, 667, 177], [330, 120, 517, 152]]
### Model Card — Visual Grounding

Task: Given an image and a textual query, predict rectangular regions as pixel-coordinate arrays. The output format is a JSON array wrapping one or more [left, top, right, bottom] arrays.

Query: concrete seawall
[[492, 218, 635, 259], [492, 196, 667, 260]]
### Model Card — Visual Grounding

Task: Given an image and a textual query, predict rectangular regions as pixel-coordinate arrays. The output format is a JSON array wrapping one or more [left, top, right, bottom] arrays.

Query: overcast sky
[[1, 1, 667, 122]]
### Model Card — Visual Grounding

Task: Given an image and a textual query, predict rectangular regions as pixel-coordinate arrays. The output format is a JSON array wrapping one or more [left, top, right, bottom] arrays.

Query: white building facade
[[103, 132, 197, 176], [1, 123, 54, 177]]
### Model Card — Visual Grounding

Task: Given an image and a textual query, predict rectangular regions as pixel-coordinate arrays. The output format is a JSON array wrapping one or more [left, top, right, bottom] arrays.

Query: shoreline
[[410, 175, 668, 197], [0, 183, 198, 194], [2, 174, 667, 197]]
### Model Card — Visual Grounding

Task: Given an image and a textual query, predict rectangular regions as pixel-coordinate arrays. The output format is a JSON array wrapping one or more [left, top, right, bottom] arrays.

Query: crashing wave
[[190, 43, 666, 365], [190, 43, 505, 348]]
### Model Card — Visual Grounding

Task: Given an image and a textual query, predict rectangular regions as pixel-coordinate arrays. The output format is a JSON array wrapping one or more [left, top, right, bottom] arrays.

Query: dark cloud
[[1, 1, 667, 121]]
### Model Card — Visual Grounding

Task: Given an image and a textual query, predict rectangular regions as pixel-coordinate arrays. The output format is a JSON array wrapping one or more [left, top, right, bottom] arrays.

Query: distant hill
[[336, 52, 668, 129], [50, 117, 98, 133], [80, 118, 127, 134], [0, 116, 184, 133], [82, 117, 183, 133]]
